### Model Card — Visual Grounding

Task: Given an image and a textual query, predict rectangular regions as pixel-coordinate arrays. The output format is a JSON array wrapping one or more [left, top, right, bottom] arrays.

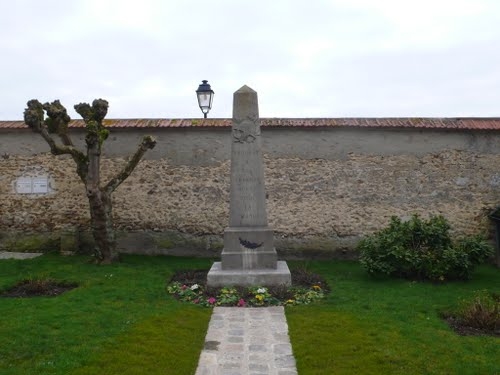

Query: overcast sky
[[0, 0, 499, 120]]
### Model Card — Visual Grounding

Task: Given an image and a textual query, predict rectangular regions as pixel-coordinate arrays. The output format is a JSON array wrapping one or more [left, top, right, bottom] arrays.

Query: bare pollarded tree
[[23, 99, 156, 263]]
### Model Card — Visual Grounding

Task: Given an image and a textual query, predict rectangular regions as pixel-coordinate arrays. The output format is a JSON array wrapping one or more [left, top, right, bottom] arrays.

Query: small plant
[[1, 277, 78, 297], [291, 285, 325, 305], [217, 287, 240, 305], [358, 214, 494, 281], [442, 290, 500, 336], [248, 286, 279, 306], [22, 278, 53, 294], [456, 290, 500, 332], [267, 284, 294, 301], [291, 267, 326, 287], [166, 283, 203, 303]]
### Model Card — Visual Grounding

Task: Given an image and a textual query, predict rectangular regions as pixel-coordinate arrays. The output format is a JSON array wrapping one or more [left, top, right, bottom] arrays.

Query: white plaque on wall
[[15, 176, 50, 194], [16, 177, 32, 194], [32, 177, 49, 193]]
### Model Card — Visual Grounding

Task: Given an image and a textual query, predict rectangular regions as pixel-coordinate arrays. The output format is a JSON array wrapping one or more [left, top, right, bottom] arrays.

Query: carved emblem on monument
[[239, 237, 264, 250], [232, 115, 261, 143]]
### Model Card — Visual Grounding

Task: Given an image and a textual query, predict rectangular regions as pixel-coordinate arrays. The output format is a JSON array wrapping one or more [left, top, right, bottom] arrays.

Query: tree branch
[[24, 99, 88, 181], [43, 100, 74, 147], [41, 127, 89, 181], [104, 135, 157, 194]]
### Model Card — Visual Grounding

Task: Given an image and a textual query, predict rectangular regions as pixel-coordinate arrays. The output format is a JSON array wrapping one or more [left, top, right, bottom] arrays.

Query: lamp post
[[196, 80, 214, 118]]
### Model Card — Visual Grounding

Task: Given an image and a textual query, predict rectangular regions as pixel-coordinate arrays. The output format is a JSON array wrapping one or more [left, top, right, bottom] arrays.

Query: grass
[[0, 254, 212, 375], [0, 255, 498, 374], [286, 260, 500, 375]]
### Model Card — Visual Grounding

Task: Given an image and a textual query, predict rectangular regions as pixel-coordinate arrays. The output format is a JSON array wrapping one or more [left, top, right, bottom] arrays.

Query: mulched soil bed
[[1, 279, 78, 298], [170, 268, 328, 289], [171, 269, 209, 285], [443, 316, 500, 337]]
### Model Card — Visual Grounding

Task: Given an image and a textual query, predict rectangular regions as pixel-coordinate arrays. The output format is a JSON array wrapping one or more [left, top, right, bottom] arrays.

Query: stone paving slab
[[195, 306, 297, 375], [0, 251, 44, 260]]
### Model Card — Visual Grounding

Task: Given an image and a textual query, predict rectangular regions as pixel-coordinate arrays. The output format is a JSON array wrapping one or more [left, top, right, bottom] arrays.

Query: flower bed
[[167, 268, 329, 307]]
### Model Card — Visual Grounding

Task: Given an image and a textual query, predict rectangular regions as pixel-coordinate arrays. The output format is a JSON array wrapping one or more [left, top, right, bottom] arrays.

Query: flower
[[167, 277, 327, 307]]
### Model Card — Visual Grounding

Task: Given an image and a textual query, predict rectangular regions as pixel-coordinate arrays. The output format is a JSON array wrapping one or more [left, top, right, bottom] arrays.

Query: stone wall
[[1, 127, 499, 258]]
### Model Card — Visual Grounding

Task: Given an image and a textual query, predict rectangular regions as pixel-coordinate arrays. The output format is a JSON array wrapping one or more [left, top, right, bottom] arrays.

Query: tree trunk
[[88, 189, 118, 263], [24, 99, 156, 265]]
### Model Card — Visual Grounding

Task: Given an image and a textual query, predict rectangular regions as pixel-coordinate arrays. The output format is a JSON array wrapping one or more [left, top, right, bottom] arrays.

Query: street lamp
[[196, 80, 214, 118]]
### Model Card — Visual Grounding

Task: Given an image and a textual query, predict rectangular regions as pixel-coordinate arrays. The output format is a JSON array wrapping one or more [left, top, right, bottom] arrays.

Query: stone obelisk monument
[[207, 85, 291, 287]]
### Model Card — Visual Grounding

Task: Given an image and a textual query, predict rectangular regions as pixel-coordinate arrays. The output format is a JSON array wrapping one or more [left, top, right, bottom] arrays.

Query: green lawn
[[0, 254, 498, 375], [286, 260, 500, 375], [0, 254, 212, 375]]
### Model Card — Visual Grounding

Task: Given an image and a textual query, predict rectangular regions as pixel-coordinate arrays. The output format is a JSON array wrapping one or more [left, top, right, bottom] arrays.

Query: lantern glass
[[196, 80, 214, 117], [197, 92, 212, 113]]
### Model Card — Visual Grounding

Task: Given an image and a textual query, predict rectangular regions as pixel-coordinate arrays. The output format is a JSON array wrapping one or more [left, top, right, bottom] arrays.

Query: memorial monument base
[[207, 261, 292, 287], [222, 227, 277, 269]]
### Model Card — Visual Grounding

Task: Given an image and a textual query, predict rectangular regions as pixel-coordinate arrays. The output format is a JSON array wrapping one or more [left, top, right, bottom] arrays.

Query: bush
[[358, 214, 494, 281]]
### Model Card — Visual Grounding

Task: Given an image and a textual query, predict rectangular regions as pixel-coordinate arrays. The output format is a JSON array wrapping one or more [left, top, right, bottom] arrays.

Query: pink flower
[[208, 297, 217, 305], [181, 285, 188, 290], [237, 299, 246, 307]]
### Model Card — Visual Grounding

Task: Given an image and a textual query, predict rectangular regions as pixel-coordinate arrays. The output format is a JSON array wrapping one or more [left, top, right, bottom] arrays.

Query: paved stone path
[[0, 251, 43, 260], [195, 306, 298, 375]]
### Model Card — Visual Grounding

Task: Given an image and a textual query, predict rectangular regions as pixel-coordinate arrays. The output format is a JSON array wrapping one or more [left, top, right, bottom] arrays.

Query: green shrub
[[456, 290, 500, 332], [358, 214, 494, 281]]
